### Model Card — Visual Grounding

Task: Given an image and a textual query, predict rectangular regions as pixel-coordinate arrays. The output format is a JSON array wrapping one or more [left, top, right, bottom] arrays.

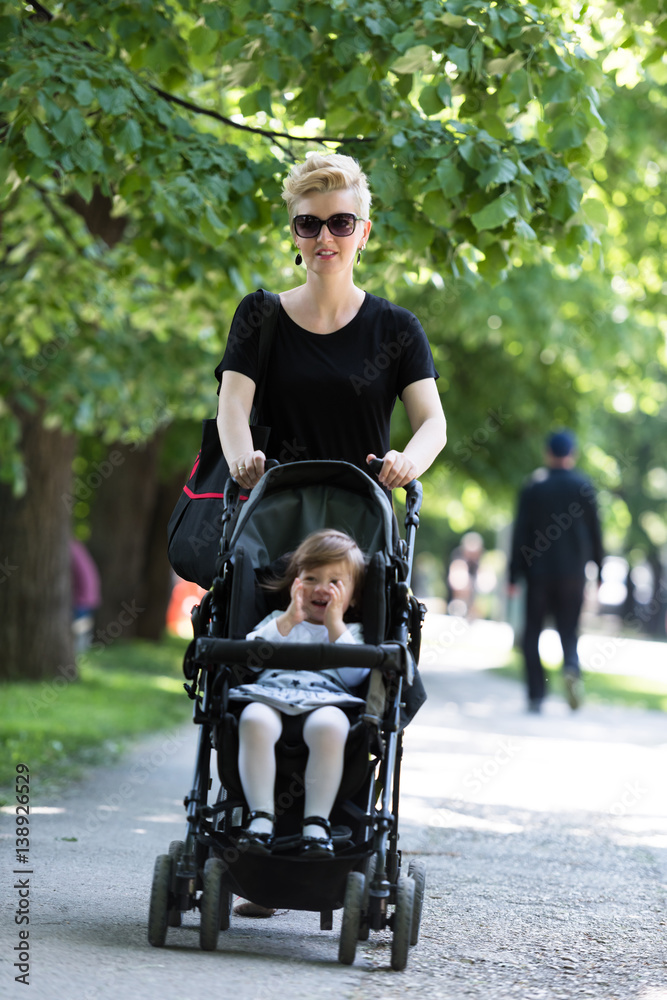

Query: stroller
[[148, 459, 427, 971]]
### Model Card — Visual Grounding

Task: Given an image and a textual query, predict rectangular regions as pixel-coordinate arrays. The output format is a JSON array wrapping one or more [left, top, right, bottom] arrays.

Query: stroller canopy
[[226, 461, 398, 570]]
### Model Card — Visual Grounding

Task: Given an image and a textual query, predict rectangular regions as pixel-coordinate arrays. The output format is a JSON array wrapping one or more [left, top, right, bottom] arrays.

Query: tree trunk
[[88, 439, 163, 643], [0, 407, 76, 681], [646, 548, 667, 638], [135, 471, 185, 641]]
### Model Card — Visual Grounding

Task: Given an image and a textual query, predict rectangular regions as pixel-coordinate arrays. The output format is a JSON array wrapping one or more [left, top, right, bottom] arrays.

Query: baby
[[230, 528, 367, 858]]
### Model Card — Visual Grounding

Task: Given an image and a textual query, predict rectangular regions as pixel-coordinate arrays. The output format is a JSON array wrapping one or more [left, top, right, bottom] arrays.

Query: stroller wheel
[[338, 871, 365, 966], [358, 854, 377, 941], [407, 859, 426, 946], [200, 858, 225, 951], [148, 854, 172, 948], [167, 841, 184, 927], [390, 876, 415, 972]]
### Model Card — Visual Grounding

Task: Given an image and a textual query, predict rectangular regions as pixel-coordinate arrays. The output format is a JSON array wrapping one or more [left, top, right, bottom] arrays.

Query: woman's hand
[[367, 451, 417, 490], [231, 450, 266, 490], [277, 577, 307, 636]]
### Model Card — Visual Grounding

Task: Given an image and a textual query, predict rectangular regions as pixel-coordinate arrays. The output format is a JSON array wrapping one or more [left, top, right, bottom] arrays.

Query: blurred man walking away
[[508, 430, 604, 713]]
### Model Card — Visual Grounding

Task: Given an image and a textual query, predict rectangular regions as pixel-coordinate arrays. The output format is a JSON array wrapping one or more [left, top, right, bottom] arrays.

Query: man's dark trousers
[[522, 575, 586, 702]]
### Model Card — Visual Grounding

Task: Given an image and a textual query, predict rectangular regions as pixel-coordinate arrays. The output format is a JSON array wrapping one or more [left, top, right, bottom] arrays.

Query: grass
[[494, 648, 667, 713], [0, 635, 191, 800]]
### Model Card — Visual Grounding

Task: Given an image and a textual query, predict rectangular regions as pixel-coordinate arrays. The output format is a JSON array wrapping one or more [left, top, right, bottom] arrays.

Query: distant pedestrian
[[508, 430, 604, 713], [70, 538, 101, 651]]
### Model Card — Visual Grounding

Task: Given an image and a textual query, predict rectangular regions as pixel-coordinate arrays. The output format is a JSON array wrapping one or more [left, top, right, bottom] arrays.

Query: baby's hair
[[264, 529, 366, 609], [282, 152, 371, 222]]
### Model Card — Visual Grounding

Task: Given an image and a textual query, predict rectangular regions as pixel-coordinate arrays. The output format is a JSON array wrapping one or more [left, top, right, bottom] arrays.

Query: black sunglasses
[[293, 213, 364, 239]]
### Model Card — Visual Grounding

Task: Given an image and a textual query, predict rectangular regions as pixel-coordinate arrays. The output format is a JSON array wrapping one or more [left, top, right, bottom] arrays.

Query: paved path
[[1, 620, 666, 999]]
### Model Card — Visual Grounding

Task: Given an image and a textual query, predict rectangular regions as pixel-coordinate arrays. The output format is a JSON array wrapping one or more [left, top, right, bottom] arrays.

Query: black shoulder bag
[[166, 289, 280, 589]]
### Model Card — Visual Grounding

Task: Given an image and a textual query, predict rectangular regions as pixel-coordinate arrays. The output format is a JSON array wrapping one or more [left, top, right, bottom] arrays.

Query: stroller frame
[[148, 460, 427, 970]]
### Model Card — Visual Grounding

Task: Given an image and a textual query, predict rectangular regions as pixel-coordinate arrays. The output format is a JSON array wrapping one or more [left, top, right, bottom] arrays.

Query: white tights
[[237, 702, 350, 838]]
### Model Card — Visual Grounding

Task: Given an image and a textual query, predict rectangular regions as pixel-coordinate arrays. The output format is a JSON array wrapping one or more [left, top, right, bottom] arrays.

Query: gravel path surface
[[2, 621, 666, 999]]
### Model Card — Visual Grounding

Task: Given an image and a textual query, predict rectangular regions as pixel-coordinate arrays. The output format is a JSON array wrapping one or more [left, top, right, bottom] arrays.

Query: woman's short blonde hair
[[282, 153, 372, 223]]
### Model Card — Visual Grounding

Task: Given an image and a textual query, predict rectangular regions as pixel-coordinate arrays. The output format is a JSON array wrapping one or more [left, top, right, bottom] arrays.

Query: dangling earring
[[295, 252, 302, 266], [357, 245, 365, 265]]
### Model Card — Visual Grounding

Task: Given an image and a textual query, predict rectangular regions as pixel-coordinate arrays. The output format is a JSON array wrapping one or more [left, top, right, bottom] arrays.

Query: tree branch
[[21, 1, 374, 146], [149, 86, 375, 145]]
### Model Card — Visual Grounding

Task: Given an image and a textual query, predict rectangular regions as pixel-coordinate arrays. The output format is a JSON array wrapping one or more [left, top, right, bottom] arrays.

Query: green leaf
[[581, 198, 608, 226], [477, 158, 518, 188], [24, 122, 51, 159], [113, 119, 143, 154], [458, 138, 487, 172], [391, 45, 433, 75], [507, 69, 531, 108], [72, 79, 95, 107], [471, 192, 519, 231], [202, 7, 230, 30], [422, 190, 451, 227], [549, 178, 582, 221], [97, 87, 133, 115], [73, 173, 94, 204], [436, 159, 465, 197], [37, 91, 64, 122], [51, 108, 86, 147], [437, 79, 452, 107], [541, 70, 584, 105], [70, 136, 104, 172], [189, 25, 218, 56], [549, 111, 589, 152], [419, 85, 445, 117], [205, 204, 225, 230], [486, 52, 524, 77], [446, 45, 470, 73], [514, 217, 537, 240], [332, 64, 370, 97]]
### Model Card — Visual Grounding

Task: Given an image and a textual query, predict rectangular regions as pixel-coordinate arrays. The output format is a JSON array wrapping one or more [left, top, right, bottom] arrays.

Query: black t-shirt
[[215, 290, 439, 471]]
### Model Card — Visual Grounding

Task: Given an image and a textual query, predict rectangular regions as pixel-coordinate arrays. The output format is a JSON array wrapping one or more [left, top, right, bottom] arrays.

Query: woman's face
[[292, 189, 371, 275]]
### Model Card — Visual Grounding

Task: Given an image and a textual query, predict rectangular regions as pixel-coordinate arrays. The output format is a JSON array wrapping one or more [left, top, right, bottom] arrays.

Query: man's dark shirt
[[509, 467, 604, 583]]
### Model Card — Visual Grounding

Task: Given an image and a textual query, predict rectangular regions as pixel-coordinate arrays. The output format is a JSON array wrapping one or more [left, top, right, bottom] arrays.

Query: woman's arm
[[367, 378, 447, 489], [216, 370, 266, 488]]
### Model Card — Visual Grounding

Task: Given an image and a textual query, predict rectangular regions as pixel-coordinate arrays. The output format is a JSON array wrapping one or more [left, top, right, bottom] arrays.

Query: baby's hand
[[324, 580, 347, 639], [277, 577, 306, 635]]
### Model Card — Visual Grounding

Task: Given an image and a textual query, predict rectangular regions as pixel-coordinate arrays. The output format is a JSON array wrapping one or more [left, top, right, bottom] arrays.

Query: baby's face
[[298, 560, 355, 625]]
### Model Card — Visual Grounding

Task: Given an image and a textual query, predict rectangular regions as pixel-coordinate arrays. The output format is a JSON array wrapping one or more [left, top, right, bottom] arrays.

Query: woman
[[216, 152, 447, 491], [215, 152, 446, 915]]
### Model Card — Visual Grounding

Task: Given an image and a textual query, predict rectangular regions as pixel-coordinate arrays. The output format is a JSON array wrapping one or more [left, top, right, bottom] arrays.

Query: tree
[[0, 0, 620, 678]]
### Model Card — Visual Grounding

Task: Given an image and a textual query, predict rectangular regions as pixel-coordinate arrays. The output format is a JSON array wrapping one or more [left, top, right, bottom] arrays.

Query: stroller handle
[[366, 457, 423, 512], [193, 637, 413, 681]]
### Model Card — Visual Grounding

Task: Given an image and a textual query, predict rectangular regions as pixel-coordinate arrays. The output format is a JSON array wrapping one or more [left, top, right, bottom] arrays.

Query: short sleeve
[[395, 311, 439, 398], [214, 291, 266, 395]]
